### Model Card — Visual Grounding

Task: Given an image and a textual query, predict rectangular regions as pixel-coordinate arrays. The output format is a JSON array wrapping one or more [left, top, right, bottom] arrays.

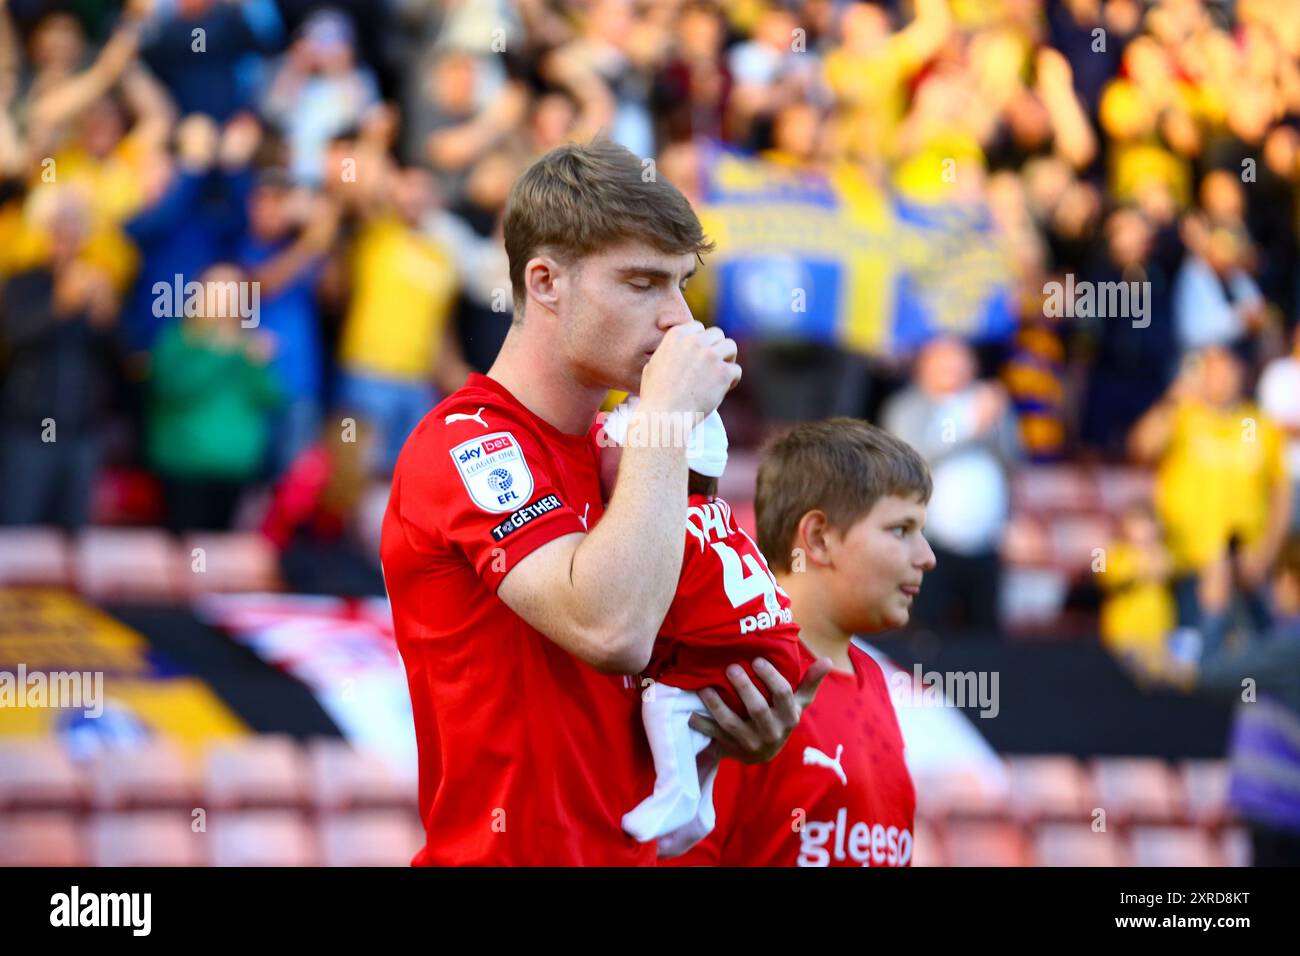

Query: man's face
[[825, 494, 936, 632], [551, 240, 699, 394]]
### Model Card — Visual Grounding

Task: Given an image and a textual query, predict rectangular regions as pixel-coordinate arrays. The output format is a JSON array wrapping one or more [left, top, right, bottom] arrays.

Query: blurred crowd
[[0, 0, 1298, 648]]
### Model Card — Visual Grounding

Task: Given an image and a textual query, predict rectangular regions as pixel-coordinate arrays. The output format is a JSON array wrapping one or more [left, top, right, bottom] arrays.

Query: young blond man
[[380, 139, 829, 866]]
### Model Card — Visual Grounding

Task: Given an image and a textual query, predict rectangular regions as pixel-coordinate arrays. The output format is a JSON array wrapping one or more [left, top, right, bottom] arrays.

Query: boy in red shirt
[[599, 399, 813, 852], [668, 419, 936, 866]]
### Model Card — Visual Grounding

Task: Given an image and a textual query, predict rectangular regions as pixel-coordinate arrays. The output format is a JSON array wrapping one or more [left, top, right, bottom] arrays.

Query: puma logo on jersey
[[445, 407, 488, 427], [803, 744, 847, 786], [578, 502, 590, 530]]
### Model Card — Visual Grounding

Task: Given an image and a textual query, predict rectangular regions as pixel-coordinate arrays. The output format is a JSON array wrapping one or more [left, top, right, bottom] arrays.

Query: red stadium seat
[[1006, 755, 1094, 823], [0, 528, 71, 587], [1095, 468, 1154, 513], [1047, 514, 1116, 575], [1090, 757, 1185, 824], [91, 741, 201, 810], [1013, 465, 1097, 514], [944, 820, 1032, 867], [73, 529, 183, 602], [1001, 512, 1051, 568], [89, 810, 206, 866], [179, 532, 283, 596], [307, 738, 417, 812], [0, 740, 88, 811], [209, 810, 319, 866], [1033, 822, 1128, 866], [1179, 760, 1231, 827], [204, 736, 310, 809], [0, 812, 84, 865], [319, 811, 424, 866], [913, 768, 1009, 821], [910, 817, 946, 867], [1127, 825, 1218, 867]]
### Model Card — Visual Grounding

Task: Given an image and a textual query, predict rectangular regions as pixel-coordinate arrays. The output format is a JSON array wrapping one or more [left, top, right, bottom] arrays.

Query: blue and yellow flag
[[889, 197, 1017, 353], [697, 141, 897, 354], [695, 141, 1016, 357]]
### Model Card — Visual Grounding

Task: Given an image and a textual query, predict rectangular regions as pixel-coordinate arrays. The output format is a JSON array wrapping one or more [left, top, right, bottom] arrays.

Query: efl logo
[[450, 431, 535, 514], [798, 809, 912, 867]]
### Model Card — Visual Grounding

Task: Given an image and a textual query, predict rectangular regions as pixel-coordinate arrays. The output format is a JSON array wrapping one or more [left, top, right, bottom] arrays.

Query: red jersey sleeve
[[390, 403, 589, 593]]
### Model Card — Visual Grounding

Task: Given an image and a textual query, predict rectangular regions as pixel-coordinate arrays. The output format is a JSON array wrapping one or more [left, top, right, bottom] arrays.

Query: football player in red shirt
[[379, 140, 830, 866], [667, 419, 936, 866]]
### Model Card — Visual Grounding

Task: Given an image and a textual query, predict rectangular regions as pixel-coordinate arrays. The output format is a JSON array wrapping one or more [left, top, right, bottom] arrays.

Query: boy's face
[[825, 494, 935, 632]]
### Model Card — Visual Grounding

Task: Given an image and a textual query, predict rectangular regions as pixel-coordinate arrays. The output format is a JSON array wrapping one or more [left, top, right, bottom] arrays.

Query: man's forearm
[[569, 428, 688, 665], [1129, 398, 1176, 462]]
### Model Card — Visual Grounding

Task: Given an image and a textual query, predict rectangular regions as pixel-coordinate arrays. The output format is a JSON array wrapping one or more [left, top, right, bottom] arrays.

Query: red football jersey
[[649, 494, 812, 713], [666, 643, 916, 867], [380, 373, 655, 866]]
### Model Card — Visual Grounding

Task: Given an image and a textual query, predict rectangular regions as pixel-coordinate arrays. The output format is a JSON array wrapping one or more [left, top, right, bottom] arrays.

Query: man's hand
[[688, 656, 832, 763], [639, 321, 741, 421]]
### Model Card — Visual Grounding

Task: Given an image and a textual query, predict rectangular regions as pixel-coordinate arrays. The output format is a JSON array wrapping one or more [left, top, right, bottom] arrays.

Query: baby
[[600, 397, 813, 854]]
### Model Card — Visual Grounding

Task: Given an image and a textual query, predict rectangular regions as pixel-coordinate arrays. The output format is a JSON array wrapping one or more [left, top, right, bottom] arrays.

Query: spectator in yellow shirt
[[1130, 345, 1292, 630], [823, 0, 951, 165], [331, 113, 472, 474], [1099, 504, 1176, 673]]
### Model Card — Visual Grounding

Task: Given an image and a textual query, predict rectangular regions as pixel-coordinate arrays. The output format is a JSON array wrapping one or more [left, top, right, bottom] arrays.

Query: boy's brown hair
[[755, 419, 932, 574], [503, 139, 715, 317]]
